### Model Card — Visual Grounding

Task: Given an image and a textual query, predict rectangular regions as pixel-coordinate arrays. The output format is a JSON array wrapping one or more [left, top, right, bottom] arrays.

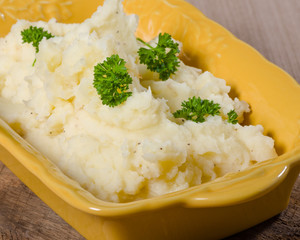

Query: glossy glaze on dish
[[0, 0, 299, 239]]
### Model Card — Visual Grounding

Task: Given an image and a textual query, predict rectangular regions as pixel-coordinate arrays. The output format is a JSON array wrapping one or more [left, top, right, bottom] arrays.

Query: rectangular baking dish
[[0, 0, 300, 239]]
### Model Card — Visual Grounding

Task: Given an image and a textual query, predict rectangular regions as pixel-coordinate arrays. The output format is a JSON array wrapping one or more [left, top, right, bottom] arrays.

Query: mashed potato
[[0, 0, 277, 202]]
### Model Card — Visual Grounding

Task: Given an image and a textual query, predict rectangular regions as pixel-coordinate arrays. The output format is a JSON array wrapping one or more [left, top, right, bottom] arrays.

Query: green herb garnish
[[173, 96, 221, 123], [21, 26, 54, 66], [93, 54, 133, 107], [137, 33, 180, 81], [227, 109, 238, 124], [21, 26, 54, 53]]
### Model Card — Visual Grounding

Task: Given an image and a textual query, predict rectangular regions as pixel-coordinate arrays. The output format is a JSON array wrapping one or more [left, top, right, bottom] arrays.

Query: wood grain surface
[[1, 0, 300, 239]]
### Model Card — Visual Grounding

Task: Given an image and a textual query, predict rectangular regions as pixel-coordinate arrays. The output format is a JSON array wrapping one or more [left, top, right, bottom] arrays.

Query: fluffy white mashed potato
[[0, 0, 277, 202]]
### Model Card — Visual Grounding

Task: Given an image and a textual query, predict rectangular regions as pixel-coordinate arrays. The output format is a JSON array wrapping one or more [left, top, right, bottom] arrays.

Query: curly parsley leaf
[[227, 109, 238, 124], [173, 96, 221, 123], [137, 33, 180, 81], [21, 26, 54, 53], [93, 54, 133, 107]]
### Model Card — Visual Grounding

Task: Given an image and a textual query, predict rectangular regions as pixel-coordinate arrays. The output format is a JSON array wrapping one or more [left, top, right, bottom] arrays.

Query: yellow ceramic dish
[[0, 0, 300, 239]]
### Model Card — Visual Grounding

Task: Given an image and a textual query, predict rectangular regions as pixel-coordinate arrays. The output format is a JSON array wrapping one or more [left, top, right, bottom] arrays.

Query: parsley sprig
[[227, 110, 238, 124], [93, 54, 133, 107], [21, 26, 54, 66], [137, 33, 180, 81], [173, 96, 221, 123], [21, 26, 54, 53]]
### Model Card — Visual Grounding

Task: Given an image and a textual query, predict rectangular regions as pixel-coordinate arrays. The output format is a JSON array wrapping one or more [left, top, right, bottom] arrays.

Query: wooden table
[[1, 0, 299, 239]]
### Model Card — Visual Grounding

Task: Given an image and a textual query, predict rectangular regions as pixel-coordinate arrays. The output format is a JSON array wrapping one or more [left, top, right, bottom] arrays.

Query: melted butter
[[0, 0, 102, 37]]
